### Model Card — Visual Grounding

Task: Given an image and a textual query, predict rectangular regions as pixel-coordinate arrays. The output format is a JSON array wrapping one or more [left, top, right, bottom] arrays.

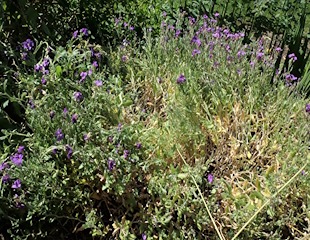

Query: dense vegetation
[[0, 1, 309, 239]]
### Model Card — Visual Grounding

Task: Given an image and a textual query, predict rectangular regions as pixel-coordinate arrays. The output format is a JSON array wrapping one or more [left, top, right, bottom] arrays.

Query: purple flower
[[80, 28, 89, 36], [63, 107, 68, 117], [288, 53, 297, 62], [28, 99, 35, 109], [2, 174, 10, 183], [42, 58, 50, 67], [10, 153, 23, 166], [71, 113, 78, 123], [66, 145, 73, 159], [34, 64, 42, 72], [50, 110, 55, 119], [21, 52, 28, 60], [177, 74, 186, 84], [12, 179, 21, 189], [22, 39, 34, 51], [285, 74, 298, 83], [121, 55, 128, 62], [192, 49, 201, 56], [0, 162, 9, 171], [17, 146, 25, 153], [108, 136, 114, 143], [123, 150, 130, 159], [83, 133, 91, 141], [256, 52, 264, 61], [108, 159, 116, 171], [207, 174, 214, 183], [237, 50, 246, 58], [94, 80, 103, 87], [175, 29, 181, 38], [214, 12, 220, 18], [88, 69, 93, 76], [188, 16, 196, 25], [92, 61, 98, 68], [124, 22, 129, 27], [41, 77, 47, 85], [305, 103, 310, 114], [203, 14, 208, 19], [212, 32, 221, 38], [117, 123, 122, 131], [191, 36, 201, 47], [52, 147, 58, 155], [129, 26, 134, 31], [80, 71, 88, 82], [162, 11, 167, 17], [55, 128, 64, 141], [136, 142, 142, 149], [73, 92, 83, 102], [43, 69, 49, 75], [142, 233, 147, 240], [73, 30, 79, 38], [250, 61, 255, 68], [275, 47, 282, 52]]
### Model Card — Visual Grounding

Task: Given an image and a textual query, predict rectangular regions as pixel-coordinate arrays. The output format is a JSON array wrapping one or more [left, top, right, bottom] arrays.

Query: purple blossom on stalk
[[10, 153, 23, 166], [21, 52, 28, 60], [2, 174, 10, 183], [34, 64, 43, 72], [73, 92, 83, 102], [237, 50, 246, 58], [73, 30, 79, 38], [80, 28, 88, 36], [41, 77, 47, 85], [214, 12, 220, 18], [83, 133, 91, 141], [177, 74, 186, 84], [124, 22, 129, 27], [52, 147, 58, 155], [225, 44, 231, 52], [12, 179, 21, 189], [80, 71, 87, 83], [123, 150, 130, 159], [17, 146, 25, 153], [0, 162, 9, 171], [63, 107, 68, 117], [22, 39, 34, 51], [66, 145, 73, 159], [275, 47, 282, 52], [43, 69, 49, 75], [142, 233, 147, 240], [71, 113, 78, 123], [285, 74, 298, 83], [250, 61, 255, 68], [192, 49, 201, 56], [129, 26, 134, 31], [306, 103, 310, 114], [288, 53, 297, 62], [121, 55, 128, 62], [117, 123, 122, 131], [108, 136, 114, 143], [92, 61, 98, 68], [136, 142, 142, 149], [207, 174, 214, 183], [256, 52, 264, 61], [94, 80, 103, 87], [175, 29, 181, 38], [212, 32, 220, 38], [168, 25, 175, 31], [42, 58, 49, 67], [88, 69, 93, 76], [107, 159, 116, 171], [191, 36, 201, 47], [162, 11, 167, 17], [55, 128, 64, 141], [203, 14, 208, 19]]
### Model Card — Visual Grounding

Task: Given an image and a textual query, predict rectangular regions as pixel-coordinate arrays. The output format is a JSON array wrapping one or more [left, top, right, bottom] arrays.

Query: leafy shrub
[[0, 12, 309, 240]]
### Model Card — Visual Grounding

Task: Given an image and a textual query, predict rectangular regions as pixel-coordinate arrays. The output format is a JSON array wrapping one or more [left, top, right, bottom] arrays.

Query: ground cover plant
[[0, 11, 309, 240]]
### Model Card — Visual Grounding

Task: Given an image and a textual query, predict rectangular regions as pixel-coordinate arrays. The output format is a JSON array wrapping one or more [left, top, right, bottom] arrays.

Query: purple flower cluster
[[22, 39, 35, 51], [177, 74, 186, 84], [306, 104, 310, 114], [73, 28, 89, 38], [73, 92, 83, 102]]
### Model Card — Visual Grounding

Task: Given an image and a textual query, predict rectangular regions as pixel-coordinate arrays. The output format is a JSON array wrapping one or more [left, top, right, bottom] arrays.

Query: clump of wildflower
[[275, 47, 282, 52], [175, 29, 181, 38], [123, 150, 130, 159], [177, 74, 186, 84], [22, 39, 35, 51], [136, 142, 142, 149], [256, 52, 264, 61], [41, 77, 47, 85], [285, 74, 298, 84], [142, 233, 147, 240], [10, 153, 23, 166], [191, 36, 201, 47], [17, 146, 25, 153], [0, 162, 9, 171], [55, 128, 64, 141], [92, 61, 98, 68], [12, 179, 21, 189], [73, 92, 83, 102]]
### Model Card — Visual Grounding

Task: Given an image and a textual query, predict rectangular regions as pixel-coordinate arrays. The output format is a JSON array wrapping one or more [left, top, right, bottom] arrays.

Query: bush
[[0, 12, 309, 239]]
